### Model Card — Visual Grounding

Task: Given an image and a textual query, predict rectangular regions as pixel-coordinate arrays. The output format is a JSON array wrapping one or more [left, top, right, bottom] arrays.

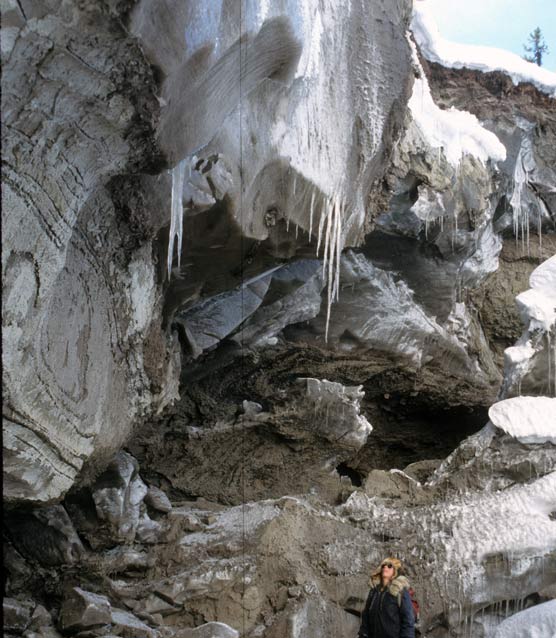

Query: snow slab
[[407, 36, 506, 167], [516, 288, 556, 333], [494, 600, 556, 638], [530, 255, 556, 292], [489, 397, 556, 444], [411, 1, 556, 98], [515, 255, 556, 335]]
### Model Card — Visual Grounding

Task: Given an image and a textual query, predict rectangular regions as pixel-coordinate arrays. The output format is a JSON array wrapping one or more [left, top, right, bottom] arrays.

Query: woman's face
[[381, 562, 395, 583]]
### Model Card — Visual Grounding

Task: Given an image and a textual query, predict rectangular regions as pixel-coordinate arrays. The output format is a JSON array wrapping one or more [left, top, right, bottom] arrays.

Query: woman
[[357, 557, 415, 638]]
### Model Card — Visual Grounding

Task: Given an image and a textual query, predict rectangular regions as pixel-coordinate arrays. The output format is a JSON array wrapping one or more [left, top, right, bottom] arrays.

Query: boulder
[[403, 459, 443, 484], [4, 597, 34, 632], [89, 452, 150, 544], [59, 588, 111, 632], [144, 487, 172, 514], [175, 622, 239, 638], [5, 505, 84, 566], [109, 609, 158, 638]]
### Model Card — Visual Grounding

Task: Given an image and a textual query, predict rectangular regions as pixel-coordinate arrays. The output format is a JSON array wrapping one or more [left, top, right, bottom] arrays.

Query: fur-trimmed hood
[[369, 574, 411, 598]]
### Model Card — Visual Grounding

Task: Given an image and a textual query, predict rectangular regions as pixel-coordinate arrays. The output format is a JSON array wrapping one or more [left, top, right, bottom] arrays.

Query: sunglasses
[[381, 563, 394, 569]]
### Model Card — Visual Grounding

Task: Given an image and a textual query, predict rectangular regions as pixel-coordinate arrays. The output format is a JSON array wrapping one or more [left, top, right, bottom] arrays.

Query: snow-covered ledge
[[411, 0, 556, 97], [488, 396, 556, 444]]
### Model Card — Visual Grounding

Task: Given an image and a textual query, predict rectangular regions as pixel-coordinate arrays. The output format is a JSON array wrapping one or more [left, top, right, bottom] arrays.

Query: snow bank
[[530, 255, 556, 292], [503, 256, 556, 397], [411, 1, 556, 98], [494, 600, 556, 638], [407, 37, 506, 167], [489, 397, 556, 444], [516, 256, 556, 333]]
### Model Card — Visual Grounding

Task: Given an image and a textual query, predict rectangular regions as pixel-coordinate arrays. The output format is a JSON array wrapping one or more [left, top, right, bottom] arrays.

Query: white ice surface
[[488, 397, 556, 444], [344, 471, 556, 603], [516, 255, 556, 333], [516, 288, 556, 334], [407, 37, 506, 167], [530, 255, 556, 294], [503, 255, 556, 397], [411, 1, 556, 97], [494, 600, 556, 638]]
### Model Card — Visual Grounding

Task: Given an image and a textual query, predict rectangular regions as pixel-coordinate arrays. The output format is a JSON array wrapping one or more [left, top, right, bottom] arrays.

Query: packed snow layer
[[407, 37, 506, 167], [503, 255, 556, 398], [488, 397, 556, 444], [530, 255, 556, 292], [411, 1, 556, 97], [494, 600, 556, 638], [344, 471, 556, 609], [516, 256, 556, 333]]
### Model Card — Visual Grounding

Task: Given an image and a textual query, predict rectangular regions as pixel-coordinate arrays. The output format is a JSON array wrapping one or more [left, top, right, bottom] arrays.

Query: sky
[[423, 0, 556, 71]]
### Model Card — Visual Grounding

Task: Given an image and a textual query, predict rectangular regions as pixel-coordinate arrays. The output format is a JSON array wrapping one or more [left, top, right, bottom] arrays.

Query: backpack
[[397, 587, 420, 622]]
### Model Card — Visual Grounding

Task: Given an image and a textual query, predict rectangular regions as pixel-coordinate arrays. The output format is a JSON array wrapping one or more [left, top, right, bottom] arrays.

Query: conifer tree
[[523, 27, 549, 66]]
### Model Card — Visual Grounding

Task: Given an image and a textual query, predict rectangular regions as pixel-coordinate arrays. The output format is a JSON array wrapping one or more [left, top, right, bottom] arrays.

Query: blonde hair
[[369, 557, 403, 586]]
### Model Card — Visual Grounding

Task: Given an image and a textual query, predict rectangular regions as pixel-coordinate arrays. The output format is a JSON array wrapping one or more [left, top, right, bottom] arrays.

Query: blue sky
[[425, 0, 556, 71]]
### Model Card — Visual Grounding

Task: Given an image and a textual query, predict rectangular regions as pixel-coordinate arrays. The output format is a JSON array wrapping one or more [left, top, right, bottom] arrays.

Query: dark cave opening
[[336, 462, 363, 487], [350, 399, 490, 478]]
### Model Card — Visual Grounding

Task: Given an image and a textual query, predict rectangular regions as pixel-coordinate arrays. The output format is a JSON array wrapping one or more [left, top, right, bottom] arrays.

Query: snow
[[488, 397, 556, 444], [344, 471, 556, 600], [503, 255, 556, 397], [516, 289, 556, 334], [516, 256, 556, 333], [407, 37, 506, 167], [530, 255, 556, 294], [494, 600, 556, 638], [411, 1, 556, 98]]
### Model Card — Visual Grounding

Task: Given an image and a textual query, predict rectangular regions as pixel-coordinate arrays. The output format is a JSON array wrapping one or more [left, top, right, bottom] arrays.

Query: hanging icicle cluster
[[510, 149, 531, 252], [167, 159, 187, 279], [316, 194, 344, 342], [286, 180, 345, 342]]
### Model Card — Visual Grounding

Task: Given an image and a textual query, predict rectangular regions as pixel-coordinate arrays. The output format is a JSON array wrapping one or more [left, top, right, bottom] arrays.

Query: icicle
[[295, 222, 299, 239], [167, 159, 187, 279], [309, 189, 316, 240], [322, 198, 333, 278], [333, 199, 343, 302], [316, 200, 328, 256], [326, 197, 337, 309]]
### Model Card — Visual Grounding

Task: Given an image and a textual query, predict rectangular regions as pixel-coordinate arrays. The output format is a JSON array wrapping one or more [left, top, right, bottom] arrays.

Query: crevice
[[336, 462, 363, 487]]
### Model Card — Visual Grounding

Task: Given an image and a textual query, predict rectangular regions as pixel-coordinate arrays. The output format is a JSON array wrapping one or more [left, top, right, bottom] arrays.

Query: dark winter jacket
[[358, 576, 415, 638]]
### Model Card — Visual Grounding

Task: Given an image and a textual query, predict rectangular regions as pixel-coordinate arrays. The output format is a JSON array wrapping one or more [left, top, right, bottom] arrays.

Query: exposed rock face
[[2, 0, 179, 504], [129, 376, 371, 505]]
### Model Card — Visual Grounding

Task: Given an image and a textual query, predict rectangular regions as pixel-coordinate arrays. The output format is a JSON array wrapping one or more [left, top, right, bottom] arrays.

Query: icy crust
[[407, 38, 506, 168], [411, 1, 556, 98], [494, 600, 556, 638], [503, 256, 556, 397], [530, 255, 556, 292], [488, 397, 556, 444], [343, 471, 556, 615], [520, 255, 556, 335]]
